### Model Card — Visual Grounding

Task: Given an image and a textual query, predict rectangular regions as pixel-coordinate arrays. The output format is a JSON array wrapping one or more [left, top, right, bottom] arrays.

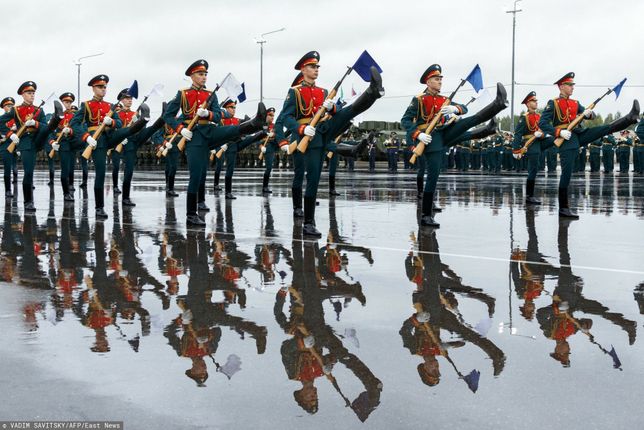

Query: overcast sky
[[2, 0, 642, 123]]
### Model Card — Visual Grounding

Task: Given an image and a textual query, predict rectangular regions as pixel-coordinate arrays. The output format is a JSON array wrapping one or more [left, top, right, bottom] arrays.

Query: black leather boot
[[558, 188, 579, 218], [95, 189, 108, 219], [225, 176, 236, 199], [420, 192, 440, 227], [239, 102, 268, 135], [186, 192, 205, 226], [349, 66, 384, 116], [607, 99, 640, 133], [303, 196, 321, 237], [262, 172, 272, 194], [329, 176, 340, 196], [292, 187, 304, 218], [416, 176, 423, 200], [474, 83, 508, 122], [525, 179, 541, 204]]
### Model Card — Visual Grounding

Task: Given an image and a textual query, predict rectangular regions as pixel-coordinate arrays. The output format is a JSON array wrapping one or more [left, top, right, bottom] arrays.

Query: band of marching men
[[0, 52, 641, 234]]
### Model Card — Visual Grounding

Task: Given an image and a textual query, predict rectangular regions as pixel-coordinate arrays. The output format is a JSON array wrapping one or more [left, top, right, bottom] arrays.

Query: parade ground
[[1, 168, 642, 429]]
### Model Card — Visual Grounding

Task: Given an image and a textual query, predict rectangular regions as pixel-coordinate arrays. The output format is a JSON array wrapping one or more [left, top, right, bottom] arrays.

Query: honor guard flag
[[465, 64, 484, 93], [238, 83, 247, 103], [612, 78, 627, 99], [220, 73, 244, 102], [128, 80, 139, 99], [352, 50, 383, 82]]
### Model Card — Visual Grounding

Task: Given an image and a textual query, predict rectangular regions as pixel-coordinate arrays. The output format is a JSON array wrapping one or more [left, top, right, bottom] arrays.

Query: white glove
[[62, 127, 71, 136], [418, 133, 432, 144], [121, 139, 128, 146], [197, 108, 210, 118], [165, 143, 173, 149], [303, 335, 315, 348], [560, 130, 572, 140], [10, 124, 17, 131], [86, 136, 97, 148], [322, 99, 335, 111], [181, 309, 193, 324], [25, 119, 36, 127], [267, 131, 275, 138], [280, 145, 289, 152], [440, 105, 459, 115], [52, 143, 60, 151], [210, 149, 217, 155], [322, 363, 334, 375], [558, 301, 570, 312], [513, 152, 522, 160], [9, 134, 19, 144], [180, 128, 193, 141], [304, 125, 316, 137], [534, 130, 544, 138], [102, 116, 113, 126], [446, 113, 460, 122], [416, 311, 430, 323], [261, 146, 266, 153], [583, 109, 594, 119], [220, 144, 228, 152]]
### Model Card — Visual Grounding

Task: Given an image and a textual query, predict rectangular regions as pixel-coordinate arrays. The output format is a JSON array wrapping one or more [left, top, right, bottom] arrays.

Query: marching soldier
[[470, 138, 481, 170], [367, 131, 377, 172], [401, 64, 507, 227], [274, 51, 384, 237], [71, 75, 147, 219], [48, 92, 78, 202], [616, 130, 632, 173], [385, 132, 399, 172], [588, 139, 602, 172], [601, 134, 616, 173], [511, 91, 554, 205], [212, 99, 238, 193], [115, 90, 158, 207], [162, 59, 266, 226], [0, 81, 62, 212], [1, 97, 17, 198], [260, 107, 278, 194], [111, 88, 141, 197], [154, 103, 180, 197], [538, 72, 639, 217]]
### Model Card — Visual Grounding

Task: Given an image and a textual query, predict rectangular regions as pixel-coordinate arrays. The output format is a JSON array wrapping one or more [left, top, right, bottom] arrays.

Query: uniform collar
[[301, 80, 316, 88], [92, 96, 104, 102], [191, 84, 206, 91], [424, 88, 440, 97], [20, 102, 33, 107], [559, 93, 570, 100]]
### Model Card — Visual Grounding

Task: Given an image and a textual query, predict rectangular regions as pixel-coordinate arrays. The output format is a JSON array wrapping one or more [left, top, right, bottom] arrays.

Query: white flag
[[220, 73, 243, 101]]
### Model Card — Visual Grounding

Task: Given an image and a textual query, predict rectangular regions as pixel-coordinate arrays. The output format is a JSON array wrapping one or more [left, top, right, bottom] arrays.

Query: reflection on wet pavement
[[0, 170, 642, 429]]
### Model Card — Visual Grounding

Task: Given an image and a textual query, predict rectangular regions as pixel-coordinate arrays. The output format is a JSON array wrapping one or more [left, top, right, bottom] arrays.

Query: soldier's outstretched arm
[[70, 103, 89, 142]]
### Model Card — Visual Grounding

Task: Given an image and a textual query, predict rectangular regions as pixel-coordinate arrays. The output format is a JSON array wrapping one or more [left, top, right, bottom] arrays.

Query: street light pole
[[256, 28, 285, 104], [74, 52, 104, 107], [506, 0, 522, 133]]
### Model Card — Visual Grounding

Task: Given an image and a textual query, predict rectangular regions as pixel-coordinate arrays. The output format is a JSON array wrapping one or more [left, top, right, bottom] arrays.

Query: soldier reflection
[[401, 229, 505, 390], [275, 226, 382, 420], [536, 220, 636, 367]]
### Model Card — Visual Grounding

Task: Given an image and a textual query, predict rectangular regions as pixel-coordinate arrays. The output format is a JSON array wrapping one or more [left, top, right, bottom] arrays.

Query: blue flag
[[128, 80, 139, 99], [612, 78, 626, 99], [463, 369, 480, 393], [465, 65, 483, 93], [352, 50, 383, 82], [238, 83, 246, 103], [608, 345, 621, 369]]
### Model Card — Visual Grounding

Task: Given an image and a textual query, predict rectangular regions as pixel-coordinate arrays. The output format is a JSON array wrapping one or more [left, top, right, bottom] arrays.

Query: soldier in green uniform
[[0, 81, 62, 212], [588, 139, 602, 172], [538, 72, 639, 217], [616, 130, 632, 173], [162, 59, 266, 226], [577, 145, 587, 172], [601, 134, 616, 173], [511, 91, 554, 205], [212, 99, 238, 193], [47, 92, 78, 202], [402, 64, 508, 227], [153, 103, 181, 197], [470, 139, 481, 170], [274, 51, 384, 237], [260, 107, 278, 194], [0, 97, 17, 198], [480, 138, 489, 171]]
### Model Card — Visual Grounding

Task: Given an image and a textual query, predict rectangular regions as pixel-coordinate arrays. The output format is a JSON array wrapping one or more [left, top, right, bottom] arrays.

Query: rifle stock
[[82, 107, 116, 160]]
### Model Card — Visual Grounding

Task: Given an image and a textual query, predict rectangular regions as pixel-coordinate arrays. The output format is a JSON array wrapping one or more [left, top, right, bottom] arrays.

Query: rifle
[[257, 133, 272, 161], [7, 94, 53, 153], [115, 84, 163, 154], [409, 79, 469, 165], [292, 66, 353, 155], [48, 117, 71, 159]]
